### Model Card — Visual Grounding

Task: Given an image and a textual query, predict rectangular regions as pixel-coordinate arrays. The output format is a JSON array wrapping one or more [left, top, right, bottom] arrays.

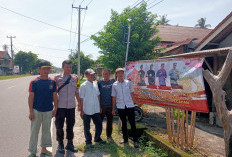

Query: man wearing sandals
[[28, 60, 58, 157], [54, 60, 79, 154]]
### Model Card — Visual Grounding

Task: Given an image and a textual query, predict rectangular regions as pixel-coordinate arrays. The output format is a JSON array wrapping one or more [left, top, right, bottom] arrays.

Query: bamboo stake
[[176, 109, 180, 146], [189, 111, 194, 147], [181, 110, 185, 149], [171, 108, 175, 143], [185, 110, 189, 146], [171, 107, 176, 143], [190, 111, 196, 147], [166, 107, 172, 142]]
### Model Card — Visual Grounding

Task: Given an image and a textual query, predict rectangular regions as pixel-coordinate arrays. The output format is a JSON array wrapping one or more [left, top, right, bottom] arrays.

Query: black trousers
[[100, 106, 113, 138], [83, 113, 102, 144], [55, 108, 75, 143], [118, 107, 137, 142]]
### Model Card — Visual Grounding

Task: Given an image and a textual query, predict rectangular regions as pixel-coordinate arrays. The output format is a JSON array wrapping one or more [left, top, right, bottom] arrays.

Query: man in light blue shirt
[[112, 68, 140, 148], [79, 69, 106, 148]]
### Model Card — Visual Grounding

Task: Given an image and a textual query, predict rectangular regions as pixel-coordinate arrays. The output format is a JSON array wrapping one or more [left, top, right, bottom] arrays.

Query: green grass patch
[[76, 123, 168, 157], [0, 74, 31, 80]]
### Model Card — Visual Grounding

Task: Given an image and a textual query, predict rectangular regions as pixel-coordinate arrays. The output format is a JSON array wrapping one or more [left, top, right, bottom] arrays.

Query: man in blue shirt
[[98, 69, 115, 141], [156, 63, 167, 86], [28, 60, 58, 157]]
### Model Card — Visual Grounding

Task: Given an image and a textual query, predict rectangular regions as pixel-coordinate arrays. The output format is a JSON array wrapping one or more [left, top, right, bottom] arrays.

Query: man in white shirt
[[79, 69, 106, 148], [112, 68, 140, 148]]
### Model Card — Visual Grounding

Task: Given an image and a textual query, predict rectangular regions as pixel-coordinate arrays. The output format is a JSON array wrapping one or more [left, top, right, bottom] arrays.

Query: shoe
[[57, 143, 65, 154], [65, 143, 78, 153], [119, 139, 128, 144], [95, 139, 106, 144], [86, 143, 94, 148], [134, 141, 139, 148], [107, 137, 114, 142]]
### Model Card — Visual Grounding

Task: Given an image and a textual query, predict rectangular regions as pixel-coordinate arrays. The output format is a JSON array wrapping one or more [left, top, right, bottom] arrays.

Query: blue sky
[[0, 0, 231, 67]]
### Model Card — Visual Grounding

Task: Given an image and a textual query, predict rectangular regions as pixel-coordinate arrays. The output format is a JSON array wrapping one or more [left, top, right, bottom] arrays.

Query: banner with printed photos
[[126, 57, 209, 113]]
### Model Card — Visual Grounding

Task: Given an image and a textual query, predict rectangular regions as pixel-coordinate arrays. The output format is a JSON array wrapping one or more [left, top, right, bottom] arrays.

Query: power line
[[147, 0, 164, 9], [81, 10, 87, 31], [0, 4, 90, 37], [132, 0, 145, 9], [131, 0, 140, 8], [86, 0, 94, 6], [69, 7, 74, 49], [80, 0, 86, 5], [15, 42, 70, 52]]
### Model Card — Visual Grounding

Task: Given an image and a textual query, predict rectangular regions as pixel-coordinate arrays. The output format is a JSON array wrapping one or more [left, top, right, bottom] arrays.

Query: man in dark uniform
[[147, 64, 155, 85]]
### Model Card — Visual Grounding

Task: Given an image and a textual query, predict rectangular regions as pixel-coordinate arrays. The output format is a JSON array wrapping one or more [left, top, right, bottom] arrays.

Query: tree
[[69, 51, 95, 75], [203, 51, 232, 157], [195, 17, 211, 28], [91, 3, 161, 70], [2, 44, 8, 52], [159, 14, 170, 25], [14, 51, 41, 74]]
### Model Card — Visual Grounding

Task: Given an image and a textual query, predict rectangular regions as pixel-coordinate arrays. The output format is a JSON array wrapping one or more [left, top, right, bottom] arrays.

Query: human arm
[[75, 93, 81, 111], [80, 98, 84, 119], [52, 92, 58, 117], [28, 92, 35, 121]]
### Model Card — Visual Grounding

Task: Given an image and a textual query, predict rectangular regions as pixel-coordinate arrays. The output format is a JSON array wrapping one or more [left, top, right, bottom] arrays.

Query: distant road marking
[[8, 85, 16, 89]]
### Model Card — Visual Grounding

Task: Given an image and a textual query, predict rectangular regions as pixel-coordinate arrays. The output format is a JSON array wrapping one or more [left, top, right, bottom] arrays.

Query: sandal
[[41, 151, 53, 156], [28, 154, 37, 157]]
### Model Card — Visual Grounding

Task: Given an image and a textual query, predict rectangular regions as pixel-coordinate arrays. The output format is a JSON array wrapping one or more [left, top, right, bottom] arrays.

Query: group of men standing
[[27, 59, 140, 157], [138, 63, 180, 87]]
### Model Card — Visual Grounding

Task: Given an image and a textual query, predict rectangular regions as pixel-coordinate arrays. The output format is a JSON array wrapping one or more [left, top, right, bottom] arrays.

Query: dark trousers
[[118, 107, 137, 142], [55, 108, 75, 144], [100, 106, 113, 138], [83, 113, 102, 144]]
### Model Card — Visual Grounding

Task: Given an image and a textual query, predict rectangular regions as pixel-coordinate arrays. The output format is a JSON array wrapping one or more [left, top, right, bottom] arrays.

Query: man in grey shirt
[[55, 60, 79, 154], [98, 69, 115, 141]]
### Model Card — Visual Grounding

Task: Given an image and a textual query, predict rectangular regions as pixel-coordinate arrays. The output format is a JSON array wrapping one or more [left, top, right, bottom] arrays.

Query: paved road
[[0, 75, 58, 156]]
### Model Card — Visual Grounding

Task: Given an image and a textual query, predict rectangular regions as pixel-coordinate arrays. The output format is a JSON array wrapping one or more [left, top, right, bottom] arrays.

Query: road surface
[[0, 75, 58, 156]]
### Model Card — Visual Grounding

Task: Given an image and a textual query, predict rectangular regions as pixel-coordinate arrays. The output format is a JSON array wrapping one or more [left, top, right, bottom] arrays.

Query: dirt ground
[[55, 105, 225, 157], [140, 105, 225, 157]]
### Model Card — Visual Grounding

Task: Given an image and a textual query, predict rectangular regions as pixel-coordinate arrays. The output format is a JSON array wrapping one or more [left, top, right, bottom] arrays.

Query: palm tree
[[195, 17, 211, 28], [2, 44, 8, 52], [159, 14, 170, 25]]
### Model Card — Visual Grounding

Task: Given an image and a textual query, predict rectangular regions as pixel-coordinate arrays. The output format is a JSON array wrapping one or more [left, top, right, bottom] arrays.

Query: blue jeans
[[83, 113, 102, 144]]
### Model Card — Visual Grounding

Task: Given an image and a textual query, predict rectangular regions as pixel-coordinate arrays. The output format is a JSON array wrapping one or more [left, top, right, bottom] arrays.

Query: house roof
[[0, 51, 11, 59], [195, 12, 232, 51], [153, 25, 212, 43]]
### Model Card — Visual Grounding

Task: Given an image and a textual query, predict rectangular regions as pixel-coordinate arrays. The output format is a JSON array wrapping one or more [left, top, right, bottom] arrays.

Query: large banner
[[126, 57, 209, 113]]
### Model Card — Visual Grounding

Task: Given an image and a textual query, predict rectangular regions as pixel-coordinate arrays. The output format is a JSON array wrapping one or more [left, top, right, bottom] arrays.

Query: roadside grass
[[0, 74, 31, 80], [76, 122, 168, 157]]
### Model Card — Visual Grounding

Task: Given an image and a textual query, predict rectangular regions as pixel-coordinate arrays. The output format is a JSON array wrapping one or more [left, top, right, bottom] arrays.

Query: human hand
[[52, 109, 57, 117], [80, 111, 84, 119], [29, 112, 34, 121], [112, 110, 116, 116]]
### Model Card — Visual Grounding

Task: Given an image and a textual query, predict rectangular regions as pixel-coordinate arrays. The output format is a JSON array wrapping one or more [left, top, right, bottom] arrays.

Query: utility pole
[[124, 24, 131, 68], [72, 5, 87, 78], [7, 36, 16, 69]]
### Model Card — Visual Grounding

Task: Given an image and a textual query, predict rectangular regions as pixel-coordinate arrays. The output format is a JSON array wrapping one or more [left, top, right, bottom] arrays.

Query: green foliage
[[139, 134, 168, 157], [91, 3, 161, 70], [195, 17, 211, 28], [174, 108, 185, 119], [159, 14, 170, 25], [14, 51, 42, 74], [69, 51, 95, 74]]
